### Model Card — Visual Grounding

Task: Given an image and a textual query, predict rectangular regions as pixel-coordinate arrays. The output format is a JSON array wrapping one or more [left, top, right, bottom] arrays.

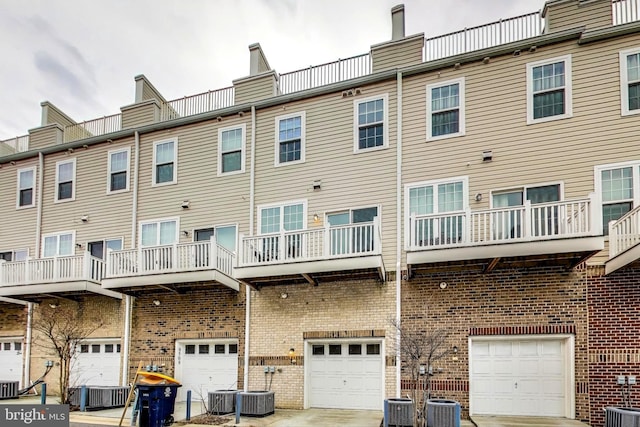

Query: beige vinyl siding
[[40, 139, 135, 254], [403, 34, 640, 267], [0, 157, 39, 254], [252, 80, 398, 268], [142, 83, 160, 102], [45, 107, 75, 128], [371, 36, 424, 73], [234, 74, 276, 104], [136, 117, 252, 245], [545, 0, 611, 33], [28, 126, 61, 151], [0, 142, 14, 156], [121, 102, 159, 129]]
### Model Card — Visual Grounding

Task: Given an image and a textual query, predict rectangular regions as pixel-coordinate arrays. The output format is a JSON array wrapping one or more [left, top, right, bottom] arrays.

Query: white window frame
[[0, 249, 29, 262], [106, 147, 131, 194], [526, 54, 573, 125], [426, 77, 466, 141], [620, 47, 640, 116], [274, 112, 306, 167], [192, 223, 238, 252], [257, 200, 308, 234], [326, 205, 381, 225], [218, 124, 246, 176], [54, 158, 76, 202], [89, 237, 124, 260], [41, 231, 75, 257], [139, 217, 180, 247], [353, 93, 389, 153], [404, 176, 469, 249], [16, 166, 36, 209], [595, 160, 640, 233], [152, 138, 178, 186], [489, 181, 565, 208]]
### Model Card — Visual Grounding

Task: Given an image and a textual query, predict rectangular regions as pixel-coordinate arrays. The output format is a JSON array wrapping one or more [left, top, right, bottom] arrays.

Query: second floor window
[[141, 219, 178, 246], [55, 159, 76, 202], [0, 249, 28, 262], [596, 163, 640, 234], [153, 139, 177, 185], [275, 112, 305, 165], [620, 47, 640, 115], [194, 225, 237, 252], [42, 232, 74, 257], [108, 148, 130, 193], [218, 125, 245, 175], [527, 55, 572, 124], [355, 95, 388, 152], [17, 167, 35, 208], [427, 78, 465, 140]]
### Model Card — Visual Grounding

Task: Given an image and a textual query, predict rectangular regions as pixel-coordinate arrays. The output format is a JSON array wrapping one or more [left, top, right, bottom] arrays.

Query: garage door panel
[[471, 338, 567, 417], [176, 341, 238, 401], [71, 340, 121, 387], [0, 340, 23, 386], [308, 341, 382, 410]]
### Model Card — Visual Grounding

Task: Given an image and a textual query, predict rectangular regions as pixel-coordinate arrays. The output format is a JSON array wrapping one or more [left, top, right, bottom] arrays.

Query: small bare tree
[[32, 301, 104, 404], [390, 316, 450, 427]]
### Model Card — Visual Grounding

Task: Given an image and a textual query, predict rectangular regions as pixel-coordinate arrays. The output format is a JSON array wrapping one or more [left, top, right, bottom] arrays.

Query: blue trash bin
[[136, 383, 181, 427]]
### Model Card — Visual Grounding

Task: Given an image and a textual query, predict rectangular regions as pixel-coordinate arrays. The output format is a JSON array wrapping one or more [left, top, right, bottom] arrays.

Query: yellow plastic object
[[136, 370, 181, 385]]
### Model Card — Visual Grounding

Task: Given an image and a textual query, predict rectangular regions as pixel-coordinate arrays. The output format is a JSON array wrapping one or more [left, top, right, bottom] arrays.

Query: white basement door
[[71, 340, 121, 386], [471, 338, 567, 417], [308, 341, 383, 410], [0, 339, 23, 386], [175, 340, 239, 401]]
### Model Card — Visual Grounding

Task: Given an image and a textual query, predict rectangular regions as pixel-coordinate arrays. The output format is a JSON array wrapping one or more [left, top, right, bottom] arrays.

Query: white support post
[[279, 230, 285, 261], [374, 216, 382, 253], [24, 258, 30, 283], [323, 222, 331, 258], [589, 192, 602, 237], [409, 213, 416, 248], [52, 256, 59, 281], [523, 200, 532, 240], [464, 208, 472, 245], [83, 251, 91, 280], [0, 259, 5, 285], [211, 235, 218, 270], [172, 243, 178, 272], [237, 234, 244, 267]]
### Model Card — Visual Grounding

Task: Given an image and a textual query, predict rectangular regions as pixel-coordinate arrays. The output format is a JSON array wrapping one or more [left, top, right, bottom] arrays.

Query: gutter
[[35, 152, 44, 256], [579, 20, 640, 45], [244, 105, 257, 392], [395, 71, 403, 396]]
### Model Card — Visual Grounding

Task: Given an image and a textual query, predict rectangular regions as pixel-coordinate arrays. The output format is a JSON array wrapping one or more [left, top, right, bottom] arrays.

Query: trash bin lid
[[136, 370, 181, 385]]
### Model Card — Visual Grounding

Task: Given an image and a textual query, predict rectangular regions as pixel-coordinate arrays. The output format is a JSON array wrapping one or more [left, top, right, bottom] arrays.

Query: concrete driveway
[[472, 415, 591, 427]]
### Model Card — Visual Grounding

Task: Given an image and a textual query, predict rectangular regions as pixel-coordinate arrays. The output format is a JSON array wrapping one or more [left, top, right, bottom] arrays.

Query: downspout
[[122, 130, 140, 384], [244, 105, 257, 392], [24, 303, 34, 388], [35, 152, 44, 256], [395, 71, 403, 396]]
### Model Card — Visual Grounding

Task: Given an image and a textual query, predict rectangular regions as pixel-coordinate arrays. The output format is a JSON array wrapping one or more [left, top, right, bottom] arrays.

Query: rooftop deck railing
[[0, 135, 29, 153], [609, 204, 640, 258], [408, 195, 597, 250], [106, 239, 235, 278], [0, 253, 104, 287], [614, 0, 640, 25], [159, 87, 235, 122], [238, 218, 381, 267], [63, 114, 122, 143], [424, 11, 543, 62], [278, 53, 371, 94]]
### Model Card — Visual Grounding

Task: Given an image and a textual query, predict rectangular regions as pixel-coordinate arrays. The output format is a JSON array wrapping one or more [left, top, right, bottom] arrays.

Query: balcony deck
[[0, 253, 121, 300], [407, 195, 604, 275], [101, 240, 239, 293], [235, 220, 385, 288], [606, 205, 640, 274]]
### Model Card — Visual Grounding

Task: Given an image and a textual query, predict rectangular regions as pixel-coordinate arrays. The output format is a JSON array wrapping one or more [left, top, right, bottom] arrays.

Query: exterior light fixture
[[289, 348, 296, 364], [181, 200, 190, 209], [439, 282, 448, 289], [474, 193, 482, 202], [153, 300, 161, 306], [313, 214, 320, 223]]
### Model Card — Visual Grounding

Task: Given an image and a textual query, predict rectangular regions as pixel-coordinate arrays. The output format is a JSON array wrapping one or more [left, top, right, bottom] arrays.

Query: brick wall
[[587, 267, 640, 426], [402, 266, 589, 422], [0, 303, 27, 336], [128, 286, 245, 386], [248, 279, 397, 409]]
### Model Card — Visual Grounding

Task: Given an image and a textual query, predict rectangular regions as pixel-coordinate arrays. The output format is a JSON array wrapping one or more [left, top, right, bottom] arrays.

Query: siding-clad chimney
[[543, 0, 612, 34], [371, 4, 424, 72], [391, 4, 406, 41], [121, 75, 165, 128], [233, 43, 278, 104]]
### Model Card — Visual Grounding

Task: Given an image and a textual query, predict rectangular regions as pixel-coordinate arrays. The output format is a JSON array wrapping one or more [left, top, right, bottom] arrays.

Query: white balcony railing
[[106, 239, 235, 278], [424, 11, 543, 62], [159, 87, 235, 122], [408, 196, 597, 250], [0, 253, 104, 287], [238, 218, 381, 267], [278, 53, 371, 95], [1, 134, 29, 153], [613, 0, 640, 25], [609, 205, 640, 258], [63, 114, 122, 143]]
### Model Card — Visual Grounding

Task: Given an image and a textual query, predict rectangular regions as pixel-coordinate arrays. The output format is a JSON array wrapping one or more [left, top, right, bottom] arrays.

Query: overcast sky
[[0, 0, 540, 139]]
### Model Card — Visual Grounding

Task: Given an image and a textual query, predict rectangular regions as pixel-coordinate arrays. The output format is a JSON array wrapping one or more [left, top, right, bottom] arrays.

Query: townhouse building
[[1, 0, 640, 424]]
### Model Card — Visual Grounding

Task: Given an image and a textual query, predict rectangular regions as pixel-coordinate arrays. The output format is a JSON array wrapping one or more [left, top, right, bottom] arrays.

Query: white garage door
[[175, 340, 238, 401], [308, 341, 383, 410], [0, 339, 23, 386], [471, 338, 568, 417], [71, 340, 121, 386]]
